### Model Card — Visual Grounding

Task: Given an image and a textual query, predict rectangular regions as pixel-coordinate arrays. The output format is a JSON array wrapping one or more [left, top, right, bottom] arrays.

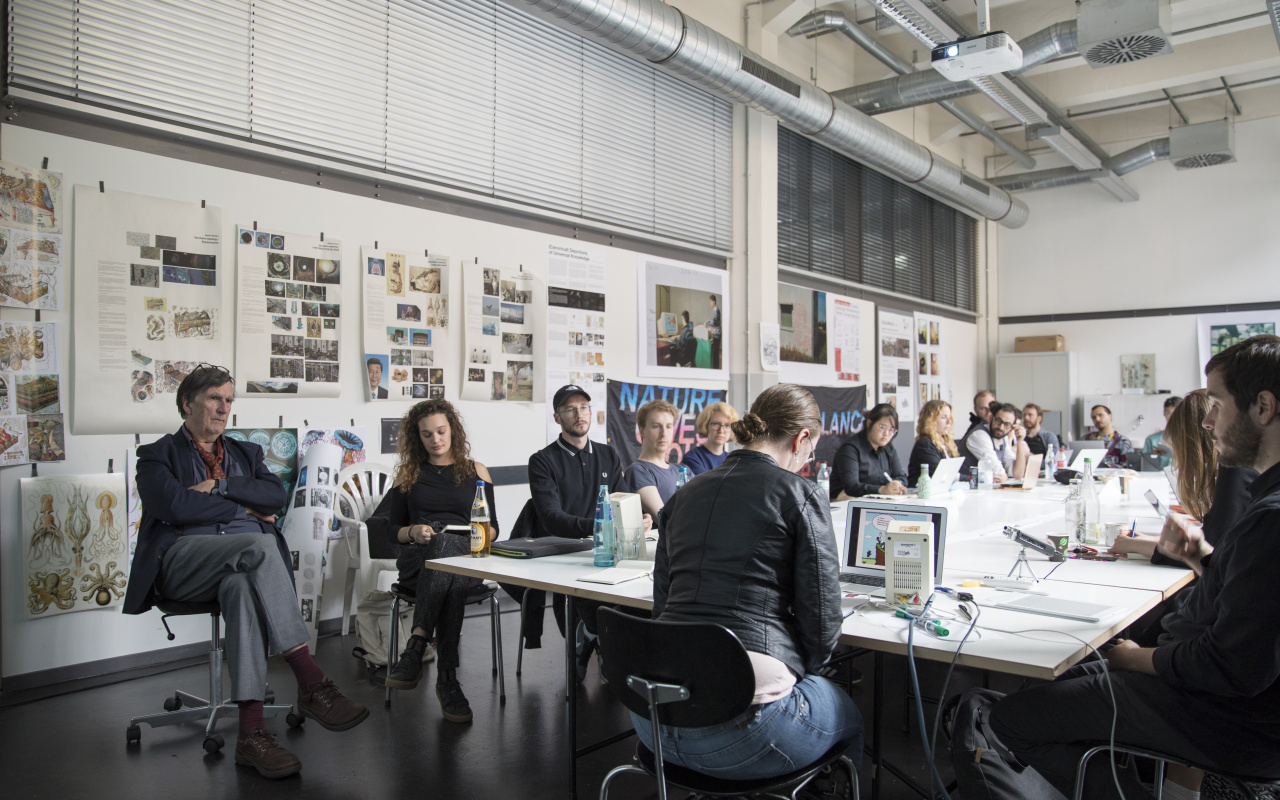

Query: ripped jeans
[[631, 674, 863, 780]]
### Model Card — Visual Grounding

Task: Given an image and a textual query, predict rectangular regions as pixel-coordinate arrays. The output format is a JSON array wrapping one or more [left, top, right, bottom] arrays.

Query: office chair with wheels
[[125, 600, 295, 753], [1073, 744, 1280, 800], [595, 608, 859, 800]]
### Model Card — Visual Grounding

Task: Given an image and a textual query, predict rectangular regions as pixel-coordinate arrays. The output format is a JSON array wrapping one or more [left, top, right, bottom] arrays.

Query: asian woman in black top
[[383, 399, 498, 724], [829, 403, 907, 500]]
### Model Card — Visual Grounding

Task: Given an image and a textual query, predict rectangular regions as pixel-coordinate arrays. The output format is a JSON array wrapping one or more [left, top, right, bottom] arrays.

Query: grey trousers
[[159, 533, 309, 702]]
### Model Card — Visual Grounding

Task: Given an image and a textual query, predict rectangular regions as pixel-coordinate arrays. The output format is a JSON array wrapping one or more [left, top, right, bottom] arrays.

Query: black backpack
[[948, 688, 1062, 800]]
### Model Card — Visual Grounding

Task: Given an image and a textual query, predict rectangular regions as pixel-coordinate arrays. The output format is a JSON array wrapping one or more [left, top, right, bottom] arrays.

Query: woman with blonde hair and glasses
[[908, 399, 960, 488], [680, 401, 739, 476], [1110, 390, 1255, 562]]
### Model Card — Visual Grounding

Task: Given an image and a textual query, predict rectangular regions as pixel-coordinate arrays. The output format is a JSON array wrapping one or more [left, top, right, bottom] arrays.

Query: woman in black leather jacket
[[635, 383, 863, 780]]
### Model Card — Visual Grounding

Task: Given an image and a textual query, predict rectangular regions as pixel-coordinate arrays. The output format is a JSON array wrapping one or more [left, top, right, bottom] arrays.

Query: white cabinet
[[995, 352, 1077, 438]]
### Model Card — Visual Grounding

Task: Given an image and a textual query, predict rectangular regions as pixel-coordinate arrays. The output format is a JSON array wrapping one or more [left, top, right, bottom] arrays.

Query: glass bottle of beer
[[470, 480, 491, 557]]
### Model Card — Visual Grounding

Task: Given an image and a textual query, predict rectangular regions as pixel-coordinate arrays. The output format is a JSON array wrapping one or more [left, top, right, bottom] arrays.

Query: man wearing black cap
[[504, 384, 627, 677]]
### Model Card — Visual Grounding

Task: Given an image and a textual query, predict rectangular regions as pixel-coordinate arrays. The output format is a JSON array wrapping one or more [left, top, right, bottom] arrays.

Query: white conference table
[[425, 473, 1191, 800]]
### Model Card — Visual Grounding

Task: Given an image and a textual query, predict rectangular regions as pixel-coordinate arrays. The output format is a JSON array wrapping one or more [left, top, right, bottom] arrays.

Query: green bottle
[[917, 464, 933, 499]]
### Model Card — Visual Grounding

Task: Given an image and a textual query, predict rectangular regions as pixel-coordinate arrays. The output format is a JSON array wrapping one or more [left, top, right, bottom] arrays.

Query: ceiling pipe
[[788, 10, 1036, 169], [834, 20, 1078, 115], [990, 137, 1170, 191], [500, 0, 1029, 227]]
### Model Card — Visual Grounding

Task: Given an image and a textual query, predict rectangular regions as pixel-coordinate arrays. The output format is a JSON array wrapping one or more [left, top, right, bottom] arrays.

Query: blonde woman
[[680, 401, 739, 476], [908, 399, 960, 488]]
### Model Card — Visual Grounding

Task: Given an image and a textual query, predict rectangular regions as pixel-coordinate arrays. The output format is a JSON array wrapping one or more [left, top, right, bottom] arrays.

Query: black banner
[[606, 380, 727, 465], [797, 384, 868, 479]]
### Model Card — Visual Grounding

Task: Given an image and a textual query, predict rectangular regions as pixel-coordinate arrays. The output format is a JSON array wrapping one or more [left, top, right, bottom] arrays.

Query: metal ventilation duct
[[1077, 0, 1173, 68], [1169, 119, 1236, 170], [787, 9, 1035, 169], [1109, 138, 1170, 175], [499, 0, 1029, 227]]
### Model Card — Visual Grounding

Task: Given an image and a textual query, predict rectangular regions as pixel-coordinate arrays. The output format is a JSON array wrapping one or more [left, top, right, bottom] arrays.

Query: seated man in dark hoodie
[[987, 335, 1280, 800]]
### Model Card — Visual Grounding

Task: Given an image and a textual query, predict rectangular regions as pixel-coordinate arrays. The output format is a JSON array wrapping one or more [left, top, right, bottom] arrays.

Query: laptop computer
[[839, 500, 949, 596], [997, 454, 1043, 490], [1069, 443, 1107, 471], [927, 456, 964, 491]]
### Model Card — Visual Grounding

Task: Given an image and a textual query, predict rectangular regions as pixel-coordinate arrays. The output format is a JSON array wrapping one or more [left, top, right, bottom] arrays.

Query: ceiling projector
[[931, 32, 1023, 81]]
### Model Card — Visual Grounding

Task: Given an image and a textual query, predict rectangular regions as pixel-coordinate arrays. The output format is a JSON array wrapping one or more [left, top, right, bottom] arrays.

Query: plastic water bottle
[[1065, 478, 1082, 537], [917, 464, 932, 499], [1079, 458, 1101, 545], [1045, 444, 1057, 479], [592, 485, 615, 567], [675, 464, 691, 488], [816, 461, 831, 500]]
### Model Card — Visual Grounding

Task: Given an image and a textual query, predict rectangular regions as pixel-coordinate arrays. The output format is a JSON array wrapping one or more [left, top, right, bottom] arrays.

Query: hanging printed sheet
[[0, 159, 65, 310], [460, 261, 543, 403], [360, 246, 451, 402], [637, 256, 728, 380], [225, 427, 299, 522], [0, 319, 63, 465], [776, 284, 867, 388], [877, 309, 916, 422], [235, 226, 342, 397], [545, 241, 607, 444], [280, 426, 366, 647], [914, 312, 949, 410], [73, 187, 226, 434], [21, 474, 129, 619]]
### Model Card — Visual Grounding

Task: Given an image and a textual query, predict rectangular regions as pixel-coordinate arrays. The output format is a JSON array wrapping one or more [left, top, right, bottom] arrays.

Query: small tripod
[[1007, 547, 1041, 582]]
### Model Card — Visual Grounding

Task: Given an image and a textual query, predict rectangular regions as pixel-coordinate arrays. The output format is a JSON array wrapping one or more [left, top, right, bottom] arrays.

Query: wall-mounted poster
[[637, 256, 727, 380], [776, 283, 864, 387], [0, 319, 64, 464], [606, 380, 727, 465], [545, 241, 607, 444], [877, 309, 916, 422], [1196, 310, 1280, 388], [461, 261, 543, 403], [914, 312, 949, 411], [73, 188, 226, 434], [0, 159, 65, 310], [797, 384, 868, 481], [235, 226, 342, 397], [21, 474, 129, 619], [361, 245, 451, 402], [225, 427, 299, 521]]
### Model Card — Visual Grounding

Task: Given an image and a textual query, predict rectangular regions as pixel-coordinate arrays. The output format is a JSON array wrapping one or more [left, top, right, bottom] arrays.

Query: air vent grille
[[960, 173, 992, 196], [1173, 153, 1233, 170], [740, 56, 801, 98], [1084, 34, 1169, 65]]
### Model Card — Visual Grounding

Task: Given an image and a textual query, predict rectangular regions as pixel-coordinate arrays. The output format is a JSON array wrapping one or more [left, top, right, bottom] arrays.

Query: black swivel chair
[[126, 600, 296, 753], [1073, 744, 1280, 800], [595, 607, 860, 800]]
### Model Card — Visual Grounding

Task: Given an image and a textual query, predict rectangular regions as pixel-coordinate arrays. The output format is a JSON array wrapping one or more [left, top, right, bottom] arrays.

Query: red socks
[[237, 700, 264, 739], [284, 644, 326, 691]]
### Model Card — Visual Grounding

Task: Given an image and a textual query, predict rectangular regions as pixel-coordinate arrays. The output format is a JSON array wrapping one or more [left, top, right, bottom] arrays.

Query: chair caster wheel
[[286, 712, 305, 728], [264, 690, 275, 704], [126, 725, 141, 745], [203, 734, 224, 754], [163, 694, 183, 712]]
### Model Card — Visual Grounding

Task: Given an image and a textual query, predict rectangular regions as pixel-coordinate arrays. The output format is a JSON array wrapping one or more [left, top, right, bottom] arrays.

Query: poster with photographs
[[877, 309, 916, 422], [914, 311, 949, 411], [360, 245, 451, 402], [774, 283, 865, 387], [0, 159, 66, 310], [545, 241, 607, 444], [1196, 310, 1280, 388], [0, 319, 65, 464], [636, 256, 727, 380], [21, 474, 129, 619], [235, 226, 342, 398], [461, 261, 543, 403], [225, 427, 299, 521], [73, 187, 227, 434]]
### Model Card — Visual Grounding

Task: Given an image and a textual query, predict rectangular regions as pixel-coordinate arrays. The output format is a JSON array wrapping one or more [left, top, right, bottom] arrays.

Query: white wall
[[998, 114, 1280, 397], [0, 125, 725, 679]]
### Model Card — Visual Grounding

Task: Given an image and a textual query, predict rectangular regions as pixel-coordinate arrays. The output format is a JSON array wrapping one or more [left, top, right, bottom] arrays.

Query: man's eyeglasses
[[193, 362, 231, 375], [560, 405, 592, 417]]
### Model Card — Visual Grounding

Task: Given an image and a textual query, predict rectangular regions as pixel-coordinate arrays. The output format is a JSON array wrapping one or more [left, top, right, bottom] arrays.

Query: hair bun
[[731, 412, 768, 445]]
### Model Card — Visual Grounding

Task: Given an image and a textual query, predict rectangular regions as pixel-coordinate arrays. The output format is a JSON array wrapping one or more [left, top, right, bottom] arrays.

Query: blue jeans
[[631, 674, 863, 780]]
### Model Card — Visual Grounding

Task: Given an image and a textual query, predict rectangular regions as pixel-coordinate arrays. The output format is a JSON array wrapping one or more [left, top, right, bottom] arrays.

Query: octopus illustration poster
[[360, 245, 451, 402], [21, 474, 129, 619], [236, 226, 343, 398], [73, 187, 227, 434], [0, 160, 65, 310], [461, 261, 543, 403]]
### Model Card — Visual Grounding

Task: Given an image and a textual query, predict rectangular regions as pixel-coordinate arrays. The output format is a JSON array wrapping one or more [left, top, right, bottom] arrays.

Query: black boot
[[436, 669, 473, 723], [385, 635, 428, 690]]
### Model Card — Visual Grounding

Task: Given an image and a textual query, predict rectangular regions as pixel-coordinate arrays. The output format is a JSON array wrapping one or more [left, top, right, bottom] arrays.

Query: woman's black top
[[387, 462, 500, 542], [907, 438, 951, 488], [1150, 466, 1256, 567], [829, 430, 907, 500]]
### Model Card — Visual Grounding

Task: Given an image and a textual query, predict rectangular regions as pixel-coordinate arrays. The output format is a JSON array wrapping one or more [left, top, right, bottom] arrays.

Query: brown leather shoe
[[235, 729, 301, 779], [298, 678, 370, 732]]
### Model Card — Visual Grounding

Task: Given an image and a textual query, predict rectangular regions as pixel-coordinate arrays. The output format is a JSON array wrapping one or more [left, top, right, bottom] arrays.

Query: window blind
[[777, 125, 977, 312], [8, 0, 734, 251]]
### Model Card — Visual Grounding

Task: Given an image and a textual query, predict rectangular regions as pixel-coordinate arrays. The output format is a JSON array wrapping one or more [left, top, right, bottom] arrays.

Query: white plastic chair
[[333, 462, 398, 623]]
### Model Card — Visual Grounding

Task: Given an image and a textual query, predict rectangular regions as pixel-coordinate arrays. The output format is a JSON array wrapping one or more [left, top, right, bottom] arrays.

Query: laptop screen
[[843, 500, 949, 577]]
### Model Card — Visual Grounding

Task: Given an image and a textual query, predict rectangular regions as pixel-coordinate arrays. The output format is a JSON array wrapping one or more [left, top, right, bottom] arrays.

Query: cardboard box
[[1015, 335, 1065, 353]]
